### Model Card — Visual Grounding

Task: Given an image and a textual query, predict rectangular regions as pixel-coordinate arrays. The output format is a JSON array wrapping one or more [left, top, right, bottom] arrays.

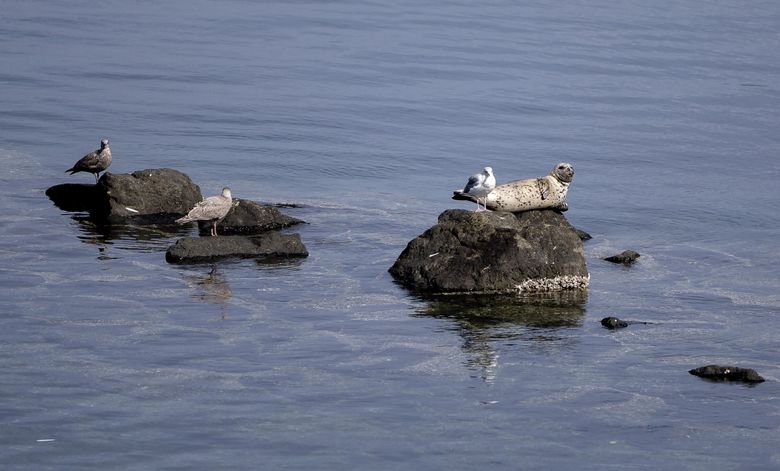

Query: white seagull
[[176, 187, 233, 237], [458, 167, 495, 212]]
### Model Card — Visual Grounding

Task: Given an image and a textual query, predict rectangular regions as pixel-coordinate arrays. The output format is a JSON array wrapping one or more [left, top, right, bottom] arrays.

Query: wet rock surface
[[601, 316, 629, 329], [195, 198, 305, 236], [604, 250, 640, 265], [47, 168, 203, 223], [165, 233, 309, 264], [574, 228, 592, 241], [97, 169, 203, 223], [600, 316, 652, 329], [389, 209, 589, 294], [689, 365, 765, 383]]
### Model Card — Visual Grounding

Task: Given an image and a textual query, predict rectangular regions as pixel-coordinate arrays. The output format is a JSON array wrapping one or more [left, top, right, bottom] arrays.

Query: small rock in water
[[573, 228, 592, 241], [604, 250, 640, 265], [688, 365, 765, 383], [600, 317, 629, 329]]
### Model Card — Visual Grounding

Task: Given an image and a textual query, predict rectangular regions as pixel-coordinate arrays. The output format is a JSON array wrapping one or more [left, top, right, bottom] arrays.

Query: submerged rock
[[689, 365, 765, 384], [600, 316, 629, 329], [604, 250, 640, 265], [389, 209, 588, 294], [574, 228, 592, 241], [165, 233, 309, 264], [195, 198, 305, 236]]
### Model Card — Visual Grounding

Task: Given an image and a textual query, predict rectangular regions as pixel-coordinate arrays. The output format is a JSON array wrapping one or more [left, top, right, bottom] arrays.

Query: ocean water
[[1, 1, 779, 469]]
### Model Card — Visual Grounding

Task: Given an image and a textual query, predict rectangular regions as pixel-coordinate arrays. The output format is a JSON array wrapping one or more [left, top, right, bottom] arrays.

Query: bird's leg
[[94, 173, 99, 184]]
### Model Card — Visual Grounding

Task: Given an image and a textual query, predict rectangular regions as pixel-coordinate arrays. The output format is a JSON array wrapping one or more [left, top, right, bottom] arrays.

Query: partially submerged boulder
[[195, 198, 305, 236], [604, 250, 640, 265], [97, 169, 203, 223], [689, 365, 765, 384], [47, 168, 203, 224], [389, 209, 589, 294], [601, 316, 629, 329], [165, 233, 308, 264], [574, 228, 592, 241]]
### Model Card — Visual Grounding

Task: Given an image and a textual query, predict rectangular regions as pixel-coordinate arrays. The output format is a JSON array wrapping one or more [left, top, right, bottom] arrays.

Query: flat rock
[[165, 233, 308, 264], [47, 168, 203, 224], [389, 209, 589, 294], [195, 198, 305, 236], [689, 365, 765, 383]]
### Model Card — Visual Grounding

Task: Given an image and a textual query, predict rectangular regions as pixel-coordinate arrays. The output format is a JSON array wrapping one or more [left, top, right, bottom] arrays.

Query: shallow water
[[2, 1, 779, 469]]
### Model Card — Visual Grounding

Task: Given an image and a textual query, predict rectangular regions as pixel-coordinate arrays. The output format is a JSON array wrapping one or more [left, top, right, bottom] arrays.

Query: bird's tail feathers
[[452, 190, 476, 202]]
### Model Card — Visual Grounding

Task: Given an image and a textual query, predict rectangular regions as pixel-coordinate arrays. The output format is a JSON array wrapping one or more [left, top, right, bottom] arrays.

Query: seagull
[[66, 138, 112, 183], [458, 167, 495, 212], [176, 187, 233, 237]]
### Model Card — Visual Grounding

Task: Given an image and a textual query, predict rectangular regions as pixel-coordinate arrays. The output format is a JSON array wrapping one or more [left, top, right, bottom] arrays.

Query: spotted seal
[[454, 162, 574, 212]]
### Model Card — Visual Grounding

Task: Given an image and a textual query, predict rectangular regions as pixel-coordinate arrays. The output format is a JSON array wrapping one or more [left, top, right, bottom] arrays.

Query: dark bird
[[176, 187, 233, 237], [66, 138, 112, 183]]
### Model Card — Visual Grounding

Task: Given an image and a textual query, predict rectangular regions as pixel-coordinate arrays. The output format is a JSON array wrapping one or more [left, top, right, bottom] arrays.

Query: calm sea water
[[2, 1, 779, 469]]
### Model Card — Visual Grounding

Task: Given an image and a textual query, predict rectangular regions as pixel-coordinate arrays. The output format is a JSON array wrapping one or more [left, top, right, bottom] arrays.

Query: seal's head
[[551, 162, 574, 183]]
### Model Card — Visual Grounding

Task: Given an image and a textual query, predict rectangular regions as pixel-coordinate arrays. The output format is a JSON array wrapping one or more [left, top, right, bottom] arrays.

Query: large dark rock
[[389, 209, 589, 294], [97, 169, 203, 223], [689, 365, 765, 384], [195, 198, 305, 236], [165, 233, 308, 264], [47, 168, 203, 224]]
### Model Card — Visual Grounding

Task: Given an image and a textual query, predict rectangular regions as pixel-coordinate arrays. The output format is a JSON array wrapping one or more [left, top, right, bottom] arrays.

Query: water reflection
[[183, 266, 232, 319], [417, 291, 587, 382], [71, 214, 192, 254]]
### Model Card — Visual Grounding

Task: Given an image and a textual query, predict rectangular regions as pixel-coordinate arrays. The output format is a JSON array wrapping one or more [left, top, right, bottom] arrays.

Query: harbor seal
[[454, 162, 574, 212], [66, 138, 112, 183]]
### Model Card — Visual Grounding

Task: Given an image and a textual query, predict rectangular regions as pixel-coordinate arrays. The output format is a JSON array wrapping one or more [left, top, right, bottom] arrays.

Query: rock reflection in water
[[184, 266, 232, 319], [71, 214, 191, 254], [417, 291, 587, 382]]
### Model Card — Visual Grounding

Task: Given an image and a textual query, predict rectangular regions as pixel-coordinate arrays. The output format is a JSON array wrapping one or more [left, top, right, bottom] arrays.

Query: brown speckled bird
[[66, 138, 112, 183]]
